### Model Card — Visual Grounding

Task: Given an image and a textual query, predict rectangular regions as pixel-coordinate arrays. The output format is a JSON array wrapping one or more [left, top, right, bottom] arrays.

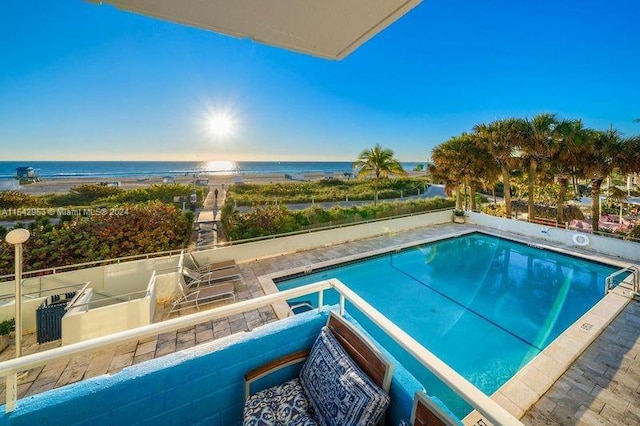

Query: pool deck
[[1, 223, 639, 425]]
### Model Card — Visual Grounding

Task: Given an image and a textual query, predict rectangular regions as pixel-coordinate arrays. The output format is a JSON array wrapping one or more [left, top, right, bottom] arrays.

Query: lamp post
[[5, 228, 30, 358]]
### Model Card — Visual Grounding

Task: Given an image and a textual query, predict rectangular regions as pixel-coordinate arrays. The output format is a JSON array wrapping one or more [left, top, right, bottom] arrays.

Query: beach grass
[[228, 177, 431, 206]]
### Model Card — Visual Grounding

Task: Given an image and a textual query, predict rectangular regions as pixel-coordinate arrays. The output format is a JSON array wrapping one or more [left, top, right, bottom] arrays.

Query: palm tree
[[521, 113, 558, 221], [429, 143, 464, 209], [473, 118, 523, 218], [581, 127, 625, 232], [553, 119, 587, 223], [353, 144, 407, 204], [430, 133, 494, 210]]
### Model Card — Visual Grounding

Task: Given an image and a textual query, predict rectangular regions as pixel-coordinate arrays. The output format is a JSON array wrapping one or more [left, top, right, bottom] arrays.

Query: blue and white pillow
[[299, 326, 390, 426]]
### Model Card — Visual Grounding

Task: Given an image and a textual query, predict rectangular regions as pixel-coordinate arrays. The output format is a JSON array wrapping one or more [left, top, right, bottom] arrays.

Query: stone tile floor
[[522, 299, 640, 425], [0, 223, 638, 425]]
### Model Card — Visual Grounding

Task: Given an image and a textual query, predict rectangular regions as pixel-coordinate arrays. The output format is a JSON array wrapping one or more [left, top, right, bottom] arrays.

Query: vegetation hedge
[[221, 197, 454, 241], [46, 184, 207, 207], [0, 201, 192, 276], [227, 177, 430, 206]]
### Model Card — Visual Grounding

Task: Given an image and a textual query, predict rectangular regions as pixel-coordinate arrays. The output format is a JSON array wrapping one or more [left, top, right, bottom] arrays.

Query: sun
[[209, 111, 235, 138]]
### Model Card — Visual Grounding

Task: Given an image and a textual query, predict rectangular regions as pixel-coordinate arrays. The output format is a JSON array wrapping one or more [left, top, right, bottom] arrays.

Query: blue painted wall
[[0, 309, 429, 425]]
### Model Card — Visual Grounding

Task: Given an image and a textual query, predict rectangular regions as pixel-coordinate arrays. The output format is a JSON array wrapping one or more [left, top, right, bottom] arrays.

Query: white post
[[5, 373, 17, 412], [5, 228, 30, 359]]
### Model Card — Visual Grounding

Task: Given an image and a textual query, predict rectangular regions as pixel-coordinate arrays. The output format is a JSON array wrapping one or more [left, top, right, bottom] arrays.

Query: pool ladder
[[605, 266, 639, 297]]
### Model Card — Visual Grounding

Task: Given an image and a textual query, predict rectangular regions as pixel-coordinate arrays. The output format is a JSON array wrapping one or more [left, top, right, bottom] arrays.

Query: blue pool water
[[278, 232, 617, 418]]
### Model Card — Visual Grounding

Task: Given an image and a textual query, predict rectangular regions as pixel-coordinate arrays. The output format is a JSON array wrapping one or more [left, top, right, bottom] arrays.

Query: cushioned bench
[[243, 312, 394, 426]]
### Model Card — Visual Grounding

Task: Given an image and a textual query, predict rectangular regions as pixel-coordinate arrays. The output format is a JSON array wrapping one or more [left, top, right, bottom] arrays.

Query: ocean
[[0, 161, 423, 180]]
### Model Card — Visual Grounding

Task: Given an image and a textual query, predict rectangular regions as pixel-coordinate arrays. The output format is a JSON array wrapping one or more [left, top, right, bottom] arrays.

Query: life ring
[[572, 233, 590, 246]]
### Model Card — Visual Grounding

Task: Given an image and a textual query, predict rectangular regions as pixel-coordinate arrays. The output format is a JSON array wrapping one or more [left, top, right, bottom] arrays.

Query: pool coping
[[255, 225, 638, 423]]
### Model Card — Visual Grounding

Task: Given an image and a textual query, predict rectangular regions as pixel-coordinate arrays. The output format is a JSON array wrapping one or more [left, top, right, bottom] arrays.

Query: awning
[[87, 0, 423, 60]]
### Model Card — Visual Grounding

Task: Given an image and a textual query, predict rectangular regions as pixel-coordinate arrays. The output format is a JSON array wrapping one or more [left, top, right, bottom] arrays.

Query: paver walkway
[[522, 299, 640, 425]]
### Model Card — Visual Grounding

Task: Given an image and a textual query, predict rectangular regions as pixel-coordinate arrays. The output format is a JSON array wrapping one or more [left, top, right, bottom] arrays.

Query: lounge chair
[[410, 391, 460, 425], [167, 275, 236, 316], [188, 253, 237, 273], [181, 264, 241, 287], [243, 312, 394, 426]]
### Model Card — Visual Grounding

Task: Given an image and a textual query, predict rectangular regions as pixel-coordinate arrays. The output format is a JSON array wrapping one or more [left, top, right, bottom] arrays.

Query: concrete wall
[[0, 254, 180, 336], [467, 212, 640, 262], [0, 297, 46, 332], [0, 254, 181, 299], [61, 296, 152, 345], [193, 209, 453, 265], [0, 310, 428, 426], [61, 270, 162, 345]]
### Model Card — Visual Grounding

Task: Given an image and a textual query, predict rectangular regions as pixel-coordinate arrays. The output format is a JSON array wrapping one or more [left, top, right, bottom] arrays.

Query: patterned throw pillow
[[299, 327, 390, 426], [243, 378, 318, 426]]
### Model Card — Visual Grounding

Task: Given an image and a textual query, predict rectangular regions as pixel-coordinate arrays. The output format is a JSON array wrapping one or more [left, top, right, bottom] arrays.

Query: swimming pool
[[277, 232, 618, 417]]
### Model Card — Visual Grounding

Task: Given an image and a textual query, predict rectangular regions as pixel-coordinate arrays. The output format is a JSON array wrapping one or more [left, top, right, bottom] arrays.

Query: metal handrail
[[606, 266, 640, 296], [0, 279, 521, 424], [68, 289, 150, 311], [200, 207, 455, 249], [0, 282, 90, 302]]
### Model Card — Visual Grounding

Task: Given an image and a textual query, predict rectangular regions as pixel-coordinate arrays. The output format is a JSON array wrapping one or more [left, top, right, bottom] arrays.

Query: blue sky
[[1, 0, 639, 162]]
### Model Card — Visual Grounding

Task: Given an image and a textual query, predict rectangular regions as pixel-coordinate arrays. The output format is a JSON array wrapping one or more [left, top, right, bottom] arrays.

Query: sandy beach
[[14, 171, 418, 195]]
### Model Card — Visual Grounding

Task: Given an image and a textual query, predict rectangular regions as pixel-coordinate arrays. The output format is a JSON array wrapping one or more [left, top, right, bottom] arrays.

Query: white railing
[[606, 265, 640, 296], [0, 279, 521, 425], [0, 249, 184, 282]]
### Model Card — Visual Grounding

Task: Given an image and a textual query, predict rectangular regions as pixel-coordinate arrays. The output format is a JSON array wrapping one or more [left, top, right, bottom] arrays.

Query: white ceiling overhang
[[87, 0, 423, 60]]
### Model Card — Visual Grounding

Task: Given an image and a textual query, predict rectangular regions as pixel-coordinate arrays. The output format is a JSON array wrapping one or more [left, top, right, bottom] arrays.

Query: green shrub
[[0, 201, 192, 276], [0, 191, 48, 209], [227, 177, 431, 206], [0, 318, 15, 336], [220, 197, 454, 240]]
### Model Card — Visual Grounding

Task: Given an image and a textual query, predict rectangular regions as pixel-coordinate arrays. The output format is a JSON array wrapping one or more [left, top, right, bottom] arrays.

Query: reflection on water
[[199, 160, 238, 175]]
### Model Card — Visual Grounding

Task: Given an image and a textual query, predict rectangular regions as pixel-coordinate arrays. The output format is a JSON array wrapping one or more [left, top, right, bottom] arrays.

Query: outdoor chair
[[182, 264, 241, 288], [243, 312, 394, 426], [410, 391, 460, 426], [188, 253, 237, 273], [166, 274, 236, 317]]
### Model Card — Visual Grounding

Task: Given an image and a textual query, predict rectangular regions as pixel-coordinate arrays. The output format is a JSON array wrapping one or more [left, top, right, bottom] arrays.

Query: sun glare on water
[[202, 160, 236, 173]]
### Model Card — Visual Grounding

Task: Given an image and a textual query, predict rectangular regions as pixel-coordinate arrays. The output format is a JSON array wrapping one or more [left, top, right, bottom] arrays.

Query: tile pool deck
[[0, 223, 638, 424]]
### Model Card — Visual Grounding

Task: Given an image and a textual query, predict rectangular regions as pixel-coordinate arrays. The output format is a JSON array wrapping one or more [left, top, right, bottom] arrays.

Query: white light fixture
[[5, 228, 30, 359]]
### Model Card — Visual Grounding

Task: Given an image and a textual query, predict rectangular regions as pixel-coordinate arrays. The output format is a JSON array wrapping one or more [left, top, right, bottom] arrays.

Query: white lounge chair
[[167, 275, 236, 316], [188, 253, 237, 273], [182, 265, 241, 287]]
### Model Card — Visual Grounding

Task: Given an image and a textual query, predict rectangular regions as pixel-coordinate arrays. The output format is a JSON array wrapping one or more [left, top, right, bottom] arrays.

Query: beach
[[14, 171, 422, 195]]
